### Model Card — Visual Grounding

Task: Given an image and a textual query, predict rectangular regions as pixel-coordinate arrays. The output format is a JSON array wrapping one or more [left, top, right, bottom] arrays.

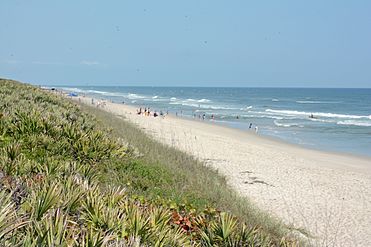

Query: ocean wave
[[247, 110, 298, 119], [241, 114, 285, 120], [127, 93, 146, 99], [308, 118, 334, 123], [60, 87, 86, 93], [198, 98, 211, 103], [185, 98, 211, 103], [61, 87, 111, 95], [152, 96, 158, 99], [266, 109, 371, 119], [240, 106, 253, 111], [169, 102, 239, 110], [170, 97, 177, 101], [337, 120, 371, 127], [88, 90, 113, 95], [274, 120, 303, 128], [296, 100, 341, 104], [60, 87, 144, 99]]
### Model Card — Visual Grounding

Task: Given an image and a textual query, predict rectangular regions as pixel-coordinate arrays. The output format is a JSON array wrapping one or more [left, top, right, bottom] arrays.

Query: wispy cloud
[[80, 60, 100, 66]]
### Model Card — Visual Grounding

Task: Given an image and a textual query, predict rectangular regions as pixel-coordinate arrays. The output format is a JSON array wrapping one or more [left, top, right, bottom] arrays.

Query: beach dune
[[76, 96, 371, 247]]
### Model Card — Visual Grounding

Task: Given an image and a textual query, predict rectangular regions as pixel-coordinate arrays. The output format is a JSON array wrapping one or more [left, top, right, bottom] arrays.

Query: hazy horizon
[[1, 1, 371, 88], [45, 83, 371, 89]]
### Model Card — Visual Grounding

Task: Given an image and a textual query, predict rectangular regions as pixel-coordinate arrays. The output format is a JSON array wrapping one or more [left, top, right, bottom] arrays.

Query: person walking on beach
[[255, 126, 259, 133], [249, 123, 253, 129]]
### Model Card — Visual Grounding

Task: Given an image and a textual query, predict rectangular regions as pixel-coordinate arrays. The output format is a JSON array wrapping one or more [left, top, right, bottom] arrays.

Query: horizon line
[[44, 84, 371, 89]]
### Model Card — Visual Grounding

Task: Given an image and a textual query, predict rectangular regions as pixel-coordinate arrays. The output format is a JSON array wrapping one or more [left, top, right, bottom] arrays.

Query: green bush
[[0, 79, 299, 246]]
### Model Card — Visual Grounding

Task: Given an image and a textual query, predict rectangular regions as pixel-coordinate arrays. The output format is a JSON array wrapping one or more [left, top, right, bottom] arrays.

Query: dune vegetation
[[0, 79, 299, 246]]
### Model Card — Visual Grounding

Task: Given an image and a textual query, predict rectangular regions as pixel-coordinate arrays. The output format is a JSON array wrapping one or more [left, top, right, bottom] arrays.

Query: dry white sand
[[75, 96, 371, 247]]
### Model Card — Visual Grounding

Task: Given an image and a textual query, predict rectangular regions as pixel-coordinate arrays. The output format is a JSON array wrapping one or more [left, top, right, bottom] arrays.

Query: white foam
[[242, 114, 285, 120], [337, 120, 371, 127], [274, 120, 304, 128], [296, 100, 341, 104], [198, 98, 211, 103], [185, 98, 211, 103], [186, 98, 197, 102], [266, 109, 371, 119], [308, 118, 334, 123], [272, 99, 279, 102], [240, 106, 253, 111], [60, 87, 85, 93], [274, 121, 291, 127], [61, 87, 122, 97], [127, 93, 146, 99]]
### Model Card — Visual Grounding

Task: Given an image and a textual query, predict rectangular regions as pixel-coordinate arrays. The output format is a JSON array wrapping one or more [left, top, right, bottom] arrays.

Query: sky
[[1, 0, 371, 87]]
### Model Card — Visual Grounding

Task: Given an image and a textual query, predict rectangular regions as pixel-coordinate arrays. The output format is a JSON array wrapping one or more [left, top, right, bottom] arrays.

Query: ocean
[[59, 86, 371, 157]]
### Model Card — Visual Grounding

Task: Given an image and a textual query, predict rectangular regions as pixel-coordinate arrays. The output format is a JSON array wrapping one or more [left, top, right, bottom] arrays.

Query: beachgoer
[[202, 114, 206, 120], [249, 123, 252, 129], [255, 126, 259, 133]]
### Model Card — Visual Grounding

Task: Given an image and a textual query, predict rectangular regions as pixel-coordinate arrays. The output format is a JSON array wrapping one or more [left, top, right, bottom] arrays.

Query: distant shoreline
[[56, 86, 371, 158], [61, 90, 371, 168]]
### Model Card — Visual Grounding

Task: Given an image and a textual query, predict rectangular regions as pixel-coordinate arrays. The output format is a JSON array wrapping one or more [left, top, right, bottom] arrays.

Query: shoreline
[[71, 94, 371, 246], [74, 93, 371, 168], [168, 112, 371, 168], [59, 87, 371, 159]]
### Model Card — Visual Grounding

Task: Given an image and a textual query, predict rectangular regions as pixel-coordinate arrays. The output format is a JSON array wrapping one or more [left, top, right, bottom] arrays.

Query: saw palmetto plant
[[0, 79, 299, 246]]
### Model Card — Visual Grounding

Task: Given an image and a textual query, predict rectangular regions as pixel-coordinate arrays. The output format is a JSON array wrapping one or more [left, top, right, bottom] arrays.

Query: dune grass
[[79, 104, 291, 236], [0, 79, 300, 246]]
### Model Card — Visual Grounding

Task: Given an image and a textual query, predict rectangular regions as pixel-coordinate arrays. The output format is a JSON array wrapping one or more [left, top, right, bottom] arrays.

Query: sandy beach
[[76, 96, 371, 246]]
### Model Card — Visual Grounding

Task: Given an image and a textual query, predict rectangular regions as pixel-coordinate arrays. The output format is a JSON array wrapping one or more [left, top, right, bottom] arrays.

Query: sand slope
[[77, 97, 371, 247]]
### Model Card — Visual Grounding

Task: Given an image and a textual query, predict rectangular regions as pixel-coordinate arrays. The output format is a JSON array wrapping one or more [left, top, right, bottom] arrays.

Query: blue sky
[[1, 0, 371, 87]]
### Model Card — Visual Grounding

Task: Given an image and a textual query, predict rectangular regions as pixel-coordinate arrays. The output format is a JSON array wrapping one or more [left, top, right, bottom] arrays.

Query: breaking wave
[[266, 109, 371, 120], [274, 120, 304, 128], [337, 120, 371, 127], [296, 100, 341, 104]]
